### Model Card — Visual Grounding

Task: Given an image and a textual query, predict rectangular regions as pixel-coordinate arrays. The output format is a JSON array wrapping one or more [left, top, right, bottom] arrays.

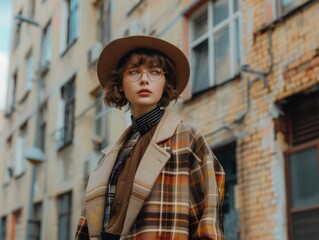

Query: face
[[120, 54, 166, 117]]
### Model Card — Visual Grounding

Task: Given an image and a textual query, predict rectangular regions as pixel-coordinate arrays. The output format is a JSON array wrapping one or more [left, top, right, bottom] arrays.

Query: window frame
[[214, 142, 239, 239], [29, 202, 42, 240], [57, 78, 76, 150], [25, 49, 33, 93], [283, 92, 319, 239], [4, 137, 13, 185], [285, 140, 319, 239], [66, 0, 79, 46], [41, 21, 52, 75], [57, 192, 72, 240], [93, 90, 111, 150], [0, 216, 7, 240], [39, 103, 47, 151], [14, 10, 22, 49], [189, 0, 242, 94], [15, 123, 28, 177], [7, 71, 17, 114], [274, 0, 307, 17]]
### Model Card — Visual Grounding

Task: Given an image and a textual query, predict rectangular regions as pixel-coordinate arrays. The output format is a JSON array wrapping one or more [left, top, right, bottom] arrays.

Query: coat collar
[[85, 111, 181, 237]]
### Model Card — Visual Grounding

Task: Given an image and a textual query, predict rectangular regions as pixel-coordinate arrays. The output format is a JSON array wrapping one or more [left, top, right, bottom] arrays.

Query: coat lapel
[[122, 111, 181, 236], [85, 127, 132, 237]]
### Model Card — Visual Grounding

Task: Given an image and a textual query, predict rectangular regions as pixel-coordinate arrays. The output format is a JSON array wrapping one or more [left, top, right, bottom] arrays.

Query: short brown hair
[[103, 49, 179, 110]]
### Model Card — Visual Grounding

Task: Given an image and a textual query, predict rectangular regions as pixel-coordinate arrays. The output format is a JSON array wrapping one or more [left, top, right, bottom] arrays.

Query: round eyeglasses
[[123, 68, 165, 82]]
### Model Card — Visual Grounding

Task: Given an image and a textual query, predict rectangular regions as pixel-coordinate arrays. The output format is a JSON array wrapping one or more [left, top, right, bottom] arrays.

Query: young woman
[[75, 35, 225, 240]]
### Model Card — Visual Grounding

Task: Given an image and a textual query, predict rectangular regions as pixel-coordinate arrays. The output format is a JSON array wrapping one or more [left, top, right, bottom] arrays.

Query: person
[[75, 35, 225, 240]]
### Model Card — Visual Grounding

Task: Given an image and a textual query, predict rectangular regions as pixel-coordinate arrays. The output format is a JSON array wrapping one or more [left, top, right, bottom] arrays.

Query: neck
[[131, 105, 157, 118]]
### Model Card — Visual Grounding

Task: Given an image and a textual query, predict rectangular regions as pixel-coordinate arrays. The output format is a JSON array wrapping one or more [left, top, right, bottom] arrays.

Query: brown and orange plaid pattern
[[75, 113, 225, 240]]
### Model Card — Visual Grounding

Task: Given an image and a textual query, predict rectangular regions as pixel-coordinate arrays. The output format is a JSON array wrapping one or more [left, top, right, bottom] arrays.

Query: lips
[[137, 89, 152, 94]]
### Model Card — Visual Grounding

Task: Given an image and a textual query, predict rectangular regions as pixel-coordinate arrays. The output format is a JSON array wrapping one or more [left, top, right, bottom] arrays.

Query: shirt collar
[[131, 107, 164, 135]]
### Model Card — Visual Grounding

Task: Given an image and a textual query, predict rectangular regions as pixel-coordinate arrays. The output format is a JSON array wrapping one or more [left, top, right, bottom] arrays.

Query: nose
[[139, 72, 149, 85]]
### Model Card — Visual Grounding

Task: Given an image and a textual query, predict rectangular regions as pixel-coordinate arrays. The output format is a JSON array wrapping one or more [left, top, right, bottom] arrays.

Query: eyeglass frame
[[123, 68, 166, 82]]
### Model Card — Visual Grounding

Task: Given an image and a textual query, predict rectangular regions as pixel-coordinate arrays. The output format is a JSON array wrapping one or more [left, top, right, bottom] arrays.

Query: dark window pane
[[233, 0, 238, 12], [0, 217, 7, 240], [214, 143, 239, 240], [194, 10, 208, 39], [193, 40, 209, 93], [57, 192, 72, 240], [292, 208, 319, 240], [289, 148, 319, 208], [213, 0, 229, 26]]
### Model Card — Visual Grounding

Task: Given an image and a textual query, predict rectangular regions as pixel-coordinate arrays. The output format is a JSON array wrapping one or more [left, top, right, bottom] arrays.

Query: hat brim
[[97, 35, 190, 96]]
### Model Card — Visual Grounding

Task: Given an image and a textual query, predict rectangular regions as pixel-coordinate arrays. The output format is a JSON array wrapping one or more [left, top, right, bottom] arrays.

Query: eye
[[129, 69, 141, 75], [149, 68, 162, 75]]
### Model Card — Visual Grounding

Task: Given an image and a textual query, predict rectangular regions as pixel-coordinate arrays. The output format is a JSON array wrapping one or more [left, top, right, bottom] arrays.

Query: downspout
[[235, 28, 274, 124], [205, 28, 274, 138]]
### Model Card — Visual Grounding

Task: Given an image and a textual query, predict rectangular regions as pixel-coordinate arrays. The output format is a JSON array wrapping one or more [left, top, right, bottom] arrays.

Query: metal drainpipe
[[235, 28, 274, 124], [19, 16, 43, 240]]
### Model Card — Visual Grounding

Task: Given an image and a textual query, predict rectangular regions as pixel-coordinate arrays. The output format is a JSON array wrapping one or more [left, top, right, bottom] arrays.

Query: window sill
[[254, 0, 317, 37], [126, 0, 144, 16], [57, 139, 73, 152], [14, 171, 26, 179], [18, 90, 31, 104], [61, 38, 78, 57], [4, 106, 15, 118]]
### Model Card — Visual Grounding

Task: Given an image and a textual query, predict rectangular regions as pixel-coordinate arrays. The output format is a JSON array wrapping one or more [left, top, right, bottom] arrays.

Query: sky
[[0, 0, 13, 111]]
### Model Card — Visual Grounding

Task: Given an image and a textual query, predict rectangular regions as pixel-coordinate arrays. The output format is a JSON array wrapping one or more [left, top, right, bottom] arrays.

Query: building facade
[[0, 0, 318, 240]]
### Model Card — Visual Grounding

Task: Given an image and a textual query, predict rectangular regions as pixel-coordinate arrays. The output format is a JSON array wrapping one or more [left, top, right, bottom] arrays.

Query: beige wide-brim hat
[[97, 35, 190, 95]]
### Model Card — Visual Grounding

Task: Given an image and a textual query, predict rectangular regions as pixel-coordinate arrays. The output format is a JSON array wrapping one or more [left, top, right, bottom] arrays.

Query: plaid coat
[[75, 112, 225, 240]]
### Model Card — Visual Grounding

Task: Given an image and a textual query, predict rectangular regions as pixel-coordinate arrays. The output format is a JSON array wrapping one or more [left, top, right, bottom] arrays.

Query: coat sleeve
[[188, 128, 225, 240], [74, 204, 90, 240]]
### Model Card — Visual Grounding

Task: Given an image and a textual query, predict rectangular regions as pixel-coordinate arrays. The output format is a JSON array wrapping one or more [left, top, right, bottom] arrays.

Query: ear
[[118, 86, 124, 92]]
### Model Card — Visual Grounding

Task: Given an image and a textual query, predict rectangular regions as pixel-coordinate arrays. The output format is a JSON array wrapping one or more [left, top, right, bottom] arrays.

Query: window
[[97, 0, 107, 43], [41, 22, 52, 75], [57, 78, 76, 150], [66, 0, 78, 46], [284, 92, 319, 239], [0, 216, 7, 240], [7, 71, 17, 113], [25, 49, 33, 92], [57, 192, 72, 240], [11, 209, 22, 240], [190, 0, 241, 94], [15, 124, 27, 176], [93, 90, 111, 150], [275, 0, 306, 16], [14, 10, 22, 48], [4, 138, 13, 184], [29, 202, 42, 240], [39, 103, 47, 151], [214, 142, 239, 240]]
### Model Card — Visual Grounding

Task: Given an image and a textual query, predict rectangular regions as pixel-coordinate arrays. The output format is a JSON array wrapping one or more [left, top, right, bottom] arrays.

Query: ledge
[[60, 37, 78, 57], [254, 0, 318, 37]]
